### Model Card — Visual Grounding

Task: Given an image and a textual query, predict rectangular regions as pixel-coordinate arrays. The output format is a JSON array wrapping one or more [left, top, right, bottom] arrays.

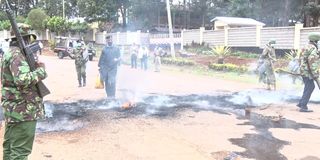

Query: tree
[[304, 1, 320, 26], [46, 16, 70, 35], [115, 0, 130, 28], [77, 0, 118, 22], [0, 11, 8, 21], [129, 0, 166, 30], [27, 8, 48, 30], [0, 20, 11, 31], [70, 21, 89, 37], [16, 16, 26, 23]]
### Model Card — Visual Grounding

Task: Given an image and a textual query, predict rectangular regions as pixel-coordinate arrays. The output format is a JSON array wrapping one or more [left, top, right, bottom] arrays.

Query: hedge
[[162, 57, 195, 66], [209, 63, 248, 73]]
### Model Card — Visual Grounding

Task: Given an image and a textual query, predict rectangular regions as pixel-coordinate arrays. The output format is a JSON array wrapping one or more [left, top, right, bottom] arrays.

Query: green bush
[[185, 45, 211, 55], [230, 51, 259, 59], [162, 57, 195, 66], [0, 20, 11, 30], [27, 8, 48, 30], [209, 63, 248, 73], [48, 39, 56, 50]]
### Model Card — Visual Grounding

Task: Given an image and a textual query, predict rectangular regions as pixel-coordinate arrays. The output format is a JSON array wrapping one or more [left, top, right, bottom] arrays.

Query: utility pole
[[166, 0, 175, 58]]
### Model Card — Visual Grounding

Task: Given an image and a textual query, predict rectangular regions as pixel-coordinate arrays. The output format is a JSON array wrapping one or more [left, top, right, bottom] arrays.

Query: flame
[[122, 101, 135, 109]]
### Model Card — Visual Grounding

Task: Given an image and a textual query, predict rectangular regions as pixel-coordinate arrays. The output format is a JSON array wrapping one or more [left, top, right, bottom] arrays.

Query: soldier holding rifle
[[1, 0, 50, 159], [297, 33, 320, 112]]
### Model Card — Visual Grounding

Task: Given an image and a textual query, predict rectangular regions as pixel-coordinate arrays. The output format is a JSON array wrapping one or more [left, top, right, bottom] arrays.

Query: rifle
[[275, 68, 301, 76], [4, 0, 50, 98]]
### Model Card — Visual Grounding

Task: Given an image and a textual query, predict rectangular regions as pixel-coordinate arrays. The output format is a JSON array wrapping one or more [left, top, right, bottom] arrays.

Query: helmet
[[308, 32, 320, 42], [268, 39, 276, 45]]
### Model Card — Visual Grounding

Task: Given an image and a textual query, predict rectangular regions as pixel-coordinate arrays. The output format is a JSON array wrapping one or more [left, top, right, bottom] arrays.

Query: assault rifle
[[4, 0, 50, 98]]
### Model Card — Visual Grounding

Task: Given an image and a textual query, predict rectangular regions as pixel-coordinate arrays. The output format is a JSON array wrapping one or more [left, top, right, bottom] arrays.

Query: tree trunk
[[282, 0, 290, 26], [183, 0, 187, 29], [121, 7, 127, 28]]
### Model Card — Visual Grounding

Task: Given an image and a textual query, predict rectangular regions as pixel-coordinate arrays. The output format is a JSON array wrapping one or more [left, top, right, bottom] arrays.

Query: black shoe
[[78, 84, 82, 87], [299, 108, 313, 112]]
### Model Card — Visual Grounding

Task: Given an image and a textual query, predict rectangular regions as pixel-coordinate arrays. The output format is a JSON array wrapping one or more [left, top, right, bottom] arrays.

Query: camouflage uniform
[[1, 47, 47, 159], [74, 46, 87, 87], [297, 33, 320, 112], [257, 41, 276, 90]]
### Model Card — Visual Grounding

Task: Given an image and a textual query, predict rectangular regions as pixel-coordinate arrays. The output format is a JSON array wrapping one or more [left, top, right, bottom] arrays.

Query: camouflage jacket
[[1, 48, 47, 123], [300, 43, 320, 79], [74, 48, 86, 66], [260, 44, 276, 62]]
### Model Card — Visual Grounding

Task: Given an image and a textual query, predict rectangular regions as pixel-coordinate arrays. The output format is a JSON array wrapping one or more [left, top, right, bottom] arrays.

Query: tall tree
[[77, 0, 117, 22], [27, 8, 48, 30], [115, 0, 130, 28]]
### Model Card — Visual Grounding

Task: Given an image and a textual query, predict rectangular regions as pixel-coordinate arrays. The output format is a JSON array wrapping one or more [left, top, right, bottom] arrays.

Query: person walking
[[154, 46, 162, 72], [38, 40, 43, 55], [297, 32, 320, 112], [257, 40, 277, 90], [74, 41, 88, 87], [98, 36, 121, 98], [1, 43, 47, 159], [130, 43, 138, 68], [141, 46, 149, 71]]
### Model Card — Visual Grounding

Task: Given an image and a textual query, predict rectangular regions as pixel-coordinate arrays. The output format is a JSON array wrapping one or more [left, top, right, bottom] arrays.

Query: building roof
[[210, 17, 265, 26]]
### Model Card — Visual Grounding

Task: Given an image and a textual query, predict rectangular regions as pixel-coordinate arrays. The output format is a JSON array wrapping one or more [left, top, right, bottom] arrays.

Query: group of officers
[[1, 31, 320, 159], [257, 32, 320, 112]]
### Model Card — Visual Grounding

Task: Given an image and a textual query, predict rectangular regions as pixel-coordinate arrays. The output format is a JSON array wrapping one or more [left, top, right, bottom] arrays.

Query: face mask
[[107, 42, 113, 46]]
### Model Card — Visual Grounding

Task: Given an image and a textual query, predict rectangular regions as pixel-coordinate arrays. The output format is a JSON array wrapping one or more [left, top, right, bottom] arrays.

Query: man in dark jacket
[[98, 36, 120, 98]]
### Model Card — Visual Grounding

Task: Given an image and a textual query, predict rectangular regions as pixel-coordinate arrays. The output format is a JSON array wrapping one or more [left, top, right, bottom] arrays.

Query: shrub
[[209, 63, 248, 73], [230, 51, 259, 59], [185, 45, 211, 55], [284, 49, 302, 60], [27, 8, 48, 31], [48, 39, 56, 50], [0, 20, 11, 30], [162, 57, 195, 66]]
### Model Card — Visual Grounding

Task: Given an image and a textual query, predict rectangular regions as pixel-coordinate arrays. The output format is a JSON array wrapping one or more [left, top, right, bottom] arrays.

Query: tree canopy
[[0, 0, 320, 31]]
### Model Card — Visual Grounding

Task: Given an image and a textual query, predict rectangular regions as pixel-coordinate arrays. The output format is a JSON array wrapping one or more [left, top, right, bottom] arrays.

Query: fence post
[[181, 29, 185, 50], [103, 31, 107, 43], [116, 32, 120, 45], [199, 27, 205, 45], [256, 25, 262, 47], [46, 29, 49, 40], [3, 30, 8, 39], [224, 26, 229, 46], [294, 23, 303, 49], [137, 30, 141, 45]]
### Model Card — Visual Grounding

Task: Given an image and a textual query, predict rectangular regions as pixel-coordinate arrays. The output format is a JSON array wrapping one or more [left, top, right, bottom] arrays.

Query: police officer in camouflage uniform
[[1, 44, 47, 159], [98, 36, 120, 98], [257, 40, 277, 90], [74, 41, 88, 87], [297, 33, 320, 112]]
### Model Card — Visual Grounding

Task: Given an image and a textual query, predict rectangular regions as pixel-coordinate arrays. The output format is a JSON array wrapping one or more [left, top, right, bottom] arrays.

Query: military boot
[[78, 79, 82, 87], [83, 77, 86, 87]]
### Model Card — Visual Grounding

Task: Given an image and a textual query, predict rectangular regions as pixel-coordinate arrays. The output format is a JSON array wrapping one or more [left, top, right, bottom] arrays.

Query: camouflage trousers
[[76, 64, 86, 85], [258, 60, 276, 85], [3, 121, 37, 160]]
